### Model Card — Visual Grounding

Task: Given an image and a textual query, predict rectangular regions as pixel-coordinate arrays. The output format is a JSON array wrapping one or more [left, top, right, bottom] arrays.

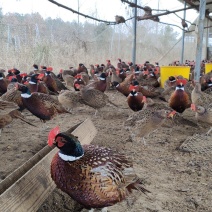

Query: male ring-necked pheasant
[[48, 126, 149, 211]]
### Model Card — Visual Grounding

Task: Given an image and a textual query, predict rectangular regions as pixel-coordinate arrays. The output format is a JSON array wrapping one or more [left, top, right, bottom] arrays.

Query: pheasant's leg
[[206, 127, 212, 136], [142, 137, 147, 145], [101, 207, 108, 212]]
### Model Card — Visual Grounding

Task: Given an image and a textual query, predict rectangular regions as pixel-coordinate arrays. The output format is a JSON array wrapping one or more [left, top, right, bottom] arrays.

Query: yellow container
[[160, 66, 190, 88], [204, 63, 212, 74]]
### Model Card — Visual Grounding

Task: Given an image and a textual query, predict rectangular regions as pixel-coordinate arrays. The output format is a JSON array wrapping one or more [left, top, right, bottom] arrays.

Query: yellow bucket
[[160, 66, 190, 88], [204, 63, 212, 74]]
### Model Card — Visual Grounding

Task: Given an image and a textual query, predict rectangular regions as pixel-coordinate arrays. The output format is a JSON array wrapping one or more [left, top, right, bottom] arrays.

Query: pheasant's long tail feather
[[127, 178, 150, 195]]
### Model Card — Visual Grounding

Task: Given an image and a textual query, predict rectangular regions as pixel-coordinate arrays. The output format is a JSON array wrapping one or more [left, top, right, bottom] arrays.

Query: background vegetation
[[0, 8, 197, 73]]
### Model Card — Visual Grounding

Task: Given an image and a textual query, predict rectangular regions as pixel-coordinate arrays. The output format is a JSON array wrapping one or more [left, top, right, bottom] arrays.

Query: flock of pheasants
[[0, 58, 212, 211]]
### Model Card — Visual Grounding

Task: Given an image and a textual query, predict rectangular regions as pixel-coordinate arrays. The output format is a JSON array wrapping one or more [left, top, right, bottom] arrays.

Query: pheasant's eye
[[56, 137, 66, 148]]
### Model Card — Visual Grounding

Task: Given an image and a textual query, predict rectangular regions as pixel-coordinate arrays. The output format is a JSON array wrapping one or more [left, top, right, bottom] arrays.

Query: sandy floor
[[0, 90, 212, 212]]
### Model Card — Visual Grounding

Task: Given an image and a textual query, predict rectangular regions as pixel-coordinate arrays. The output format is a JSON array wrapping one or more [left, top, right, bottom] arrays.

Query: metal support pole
[[132, 0, 137, 65], [180, 1, 186, 65], [205, 18, 209, 59], [156, 0, 160, 34], [194, 0, 206, 82], [78, 0, 79, 26]]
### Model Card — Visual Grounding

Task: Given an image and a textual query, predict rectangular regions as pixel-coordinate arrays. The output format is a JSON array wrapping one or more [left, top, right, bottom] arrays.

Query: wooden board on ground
[[0, 118, 97, 212]]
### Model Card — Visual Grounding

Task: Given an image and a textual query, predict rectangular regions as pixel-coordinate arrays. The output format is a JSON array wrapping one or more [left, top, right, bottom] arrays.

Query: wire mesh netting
[[180, 133, 212, 154]]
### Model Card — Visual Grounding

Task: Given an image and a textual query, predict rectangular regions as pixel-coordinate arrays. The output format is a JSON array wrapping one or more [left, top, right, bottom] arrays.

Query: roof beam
[[137, 5, 195, 21], [183, 0, 212, 21]]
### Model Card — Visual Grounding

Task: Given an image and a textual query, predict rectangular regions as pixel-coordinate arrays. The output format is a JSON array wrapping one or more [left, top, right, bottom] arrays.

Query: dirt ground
[[0, 89, 212, 212]]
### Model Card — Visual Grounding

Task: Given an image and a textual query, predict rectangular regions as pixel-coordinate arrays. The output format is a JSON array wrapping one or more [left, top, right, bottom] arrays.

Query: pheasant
[[16, 84, 71, 123], [168, 79, 191, 113], [0, 73, 10, 95], [191, 101, 212, 135], [0, 100, 36, 135], [58, 90, 84, 112], [127, 85, 146, 112], [1, 86, 25, 111], [191, 82, 212, 107], [48, 126, 149, 211], [77, 85, 120, 116]]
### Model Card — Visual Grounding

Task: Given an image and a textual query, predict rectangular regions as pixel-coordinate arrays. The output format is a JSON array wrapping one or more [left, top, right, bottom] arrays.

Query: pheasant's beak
[[191, 103, 196, 111]]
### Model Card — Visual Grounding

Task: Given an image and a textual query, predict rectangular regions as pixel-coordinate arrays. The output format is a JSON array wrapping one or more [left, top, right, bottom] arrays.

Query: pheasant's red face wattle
[[37, 73, 44, 80], [20, 73, 27, 78], [8, 76, 16, 81], [129, 85, 138, 91], [48, 126, 60, 146], [177, 79, 187, 86], [47, 67, 53, 71], [75, 83, 81, 89], [75, 74, 82, 79]]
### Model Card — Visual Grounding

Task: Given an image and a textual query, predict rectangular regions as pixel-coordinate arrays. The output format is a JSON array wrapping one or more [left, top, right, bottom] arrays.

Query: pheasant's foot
[[206, 127, 212, 136]]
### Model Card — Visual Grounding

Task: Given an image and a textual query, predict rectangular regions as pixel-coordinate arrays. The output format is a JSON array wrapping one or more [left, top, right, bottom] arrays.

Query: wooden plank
[[0, 121, 85, 195], [0, 145, 52, 195], [0, 118, 97, 212]]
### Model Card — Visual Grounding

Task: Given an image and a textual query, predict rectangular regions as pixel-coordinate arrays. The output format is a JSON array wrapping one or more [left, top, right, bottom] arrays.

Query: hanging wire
[[72, 26, 112, 43], [157, 38, 182, 62], [48, 0, 116, 25], [159, 21, 186, 31], [173, 12, 196, 26]]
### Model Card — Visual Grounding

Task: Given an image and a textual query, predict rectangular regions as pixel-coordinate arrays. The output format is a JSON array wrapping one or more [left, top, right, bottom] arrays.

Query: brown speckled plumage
[[138, 85, 160, 98], [125, 99, 172, 127], [192, 103, 212, 125], [203, 87, 212, 95], [58, 90, 84, 111], [1, 88, 25, 111], [81, 87, 111, 110], [51, 144, 148, 209], [0, 101, 35, 131], [85, 78, 107, 93], [191, 83, 212, 107], [0, 100, 19, 115]]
